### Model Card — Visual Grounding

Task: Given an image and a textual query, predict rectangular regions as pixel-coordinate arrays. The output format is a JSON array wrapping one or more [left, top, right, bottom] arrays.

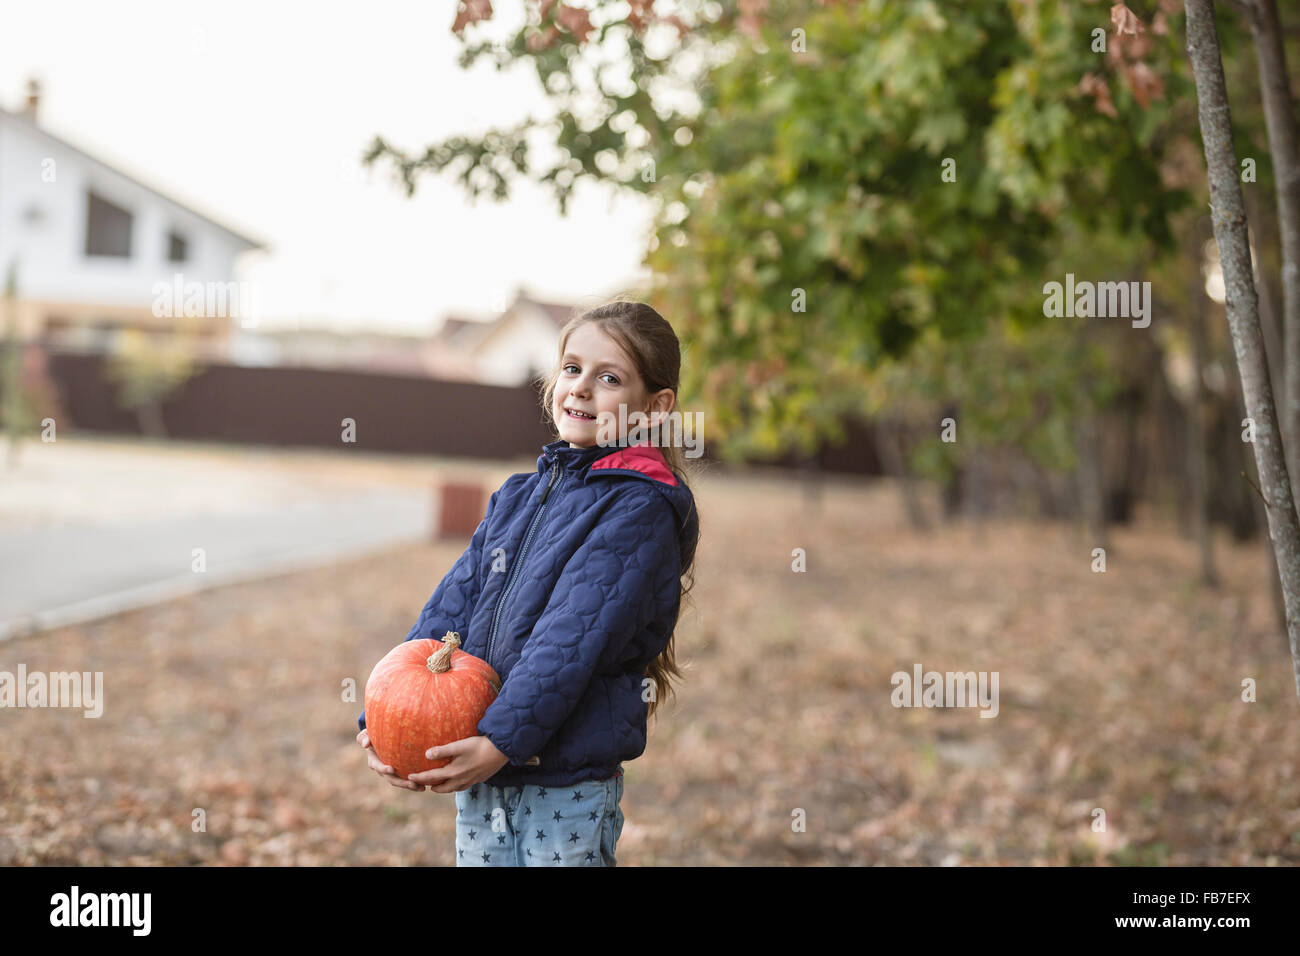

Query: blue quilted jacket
[[359, 438, 699, 787]]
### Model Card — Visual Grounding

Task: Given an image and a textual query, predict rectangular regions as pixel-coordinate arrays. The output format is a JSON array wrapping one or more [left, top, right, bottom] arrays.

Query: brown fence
[[21, 349, 882, 475]]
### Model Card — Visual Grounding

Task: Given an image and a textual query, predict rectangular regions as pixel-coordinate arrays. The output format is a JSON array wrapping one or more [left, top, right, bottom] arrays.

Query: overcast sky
[[0, 0, 660, 332]]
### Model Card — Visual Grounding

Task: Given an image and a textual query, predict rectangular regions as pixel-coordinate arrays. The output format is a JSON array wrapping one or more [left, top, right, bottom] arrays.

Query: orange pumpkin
[[363, 631, 501, 781]]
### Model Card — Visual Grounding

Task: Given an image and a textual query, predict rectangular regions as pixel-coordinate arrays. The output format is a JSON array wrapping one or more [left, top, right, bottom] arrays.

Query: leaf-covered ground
[[2, 467, 1297, 865]]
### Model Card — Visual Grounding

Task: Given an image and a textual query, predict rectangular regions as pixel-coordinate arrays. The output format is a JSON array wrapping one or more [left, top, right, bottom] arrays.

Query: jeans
[[454, 767, 625, 866]]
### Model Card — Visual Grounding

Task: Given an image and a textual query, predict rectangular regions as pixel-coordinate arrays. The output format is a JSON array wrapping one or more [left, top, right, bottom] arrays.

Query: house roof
[[430, 292, 581, 355], [434, 315, 496, 349], [518, 293, 578, 329], [0, 105, 266, 250]]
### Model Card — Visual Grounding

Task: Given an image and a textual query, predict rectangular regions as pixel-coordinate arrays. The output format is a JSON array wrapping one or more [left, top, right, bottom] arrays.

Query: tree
[[1182, 0, 1300, 703], [1237, 0, 1300, 504], [104, 329, 200, 440], [368, 1, 1194, 461], [1, 261, 39, 468]]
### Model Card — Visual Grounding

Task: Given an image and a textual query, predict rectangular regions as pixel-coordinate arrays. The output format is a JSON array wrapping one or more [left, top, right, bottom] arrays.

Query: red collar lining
[[589, 444, 678, 486]]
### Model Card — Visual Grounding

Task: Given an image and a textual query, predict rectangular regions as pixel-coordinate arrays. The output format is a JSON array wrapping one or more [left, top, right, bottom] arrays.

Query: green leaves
[[645, 0, 1200, 455], [374, 0, 1227, 461]]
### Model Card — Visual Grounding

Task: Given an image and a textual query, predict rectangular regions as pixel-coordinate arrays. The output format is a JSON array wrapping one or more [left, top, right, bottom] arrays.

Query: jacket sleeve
[[358, 485, 501, 732], [475, 488, 680, 766]]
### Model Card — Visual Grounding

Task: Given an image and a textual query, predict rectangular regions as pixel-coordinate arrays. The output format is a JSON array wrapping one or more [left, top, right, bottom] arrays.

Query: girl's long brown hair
[[538, 295, 700, 721]]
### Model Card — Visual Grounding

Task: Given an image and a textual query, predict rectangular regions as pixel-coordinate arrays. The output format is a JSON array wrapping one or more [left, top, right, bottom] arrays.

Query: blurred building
[[0, 79, 577, 386], [0, 78, 263, 352], [223, 289, 576, 381], [424, 289, 574, 385], [225, 324, 437, 376]]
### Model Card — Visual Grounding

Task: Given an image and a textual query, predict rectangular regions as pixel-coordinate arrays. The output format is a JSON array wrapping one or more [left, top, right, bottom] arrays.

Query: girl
[[357, 297, 700, 866]]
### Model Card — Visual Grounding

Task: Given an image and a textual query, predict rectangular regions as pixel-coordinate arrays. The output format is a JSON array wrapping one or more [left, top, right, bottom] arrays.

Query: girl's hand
[[358, 728, 428, 792], [406, 736, 511, 793]]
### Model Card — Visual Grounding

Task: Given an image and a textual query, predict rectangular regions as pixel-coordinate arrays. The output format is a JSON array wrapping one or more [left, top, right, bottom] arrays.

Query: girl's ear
[[647, 387, 676, 423]]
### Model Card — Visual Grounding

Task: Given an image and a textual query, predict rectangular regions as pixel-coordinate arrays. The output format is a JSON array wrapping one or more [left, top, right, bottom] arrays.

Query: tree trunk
[[1246, 0, 1300, 507], [1184, 0, 1300, 703], [136, 401, 168, 440], [938, 402, 964, 521], [1107, 380, 1145, 525], [1189, 278, 1221, 587], [1031, 461, 1069, 519], [1150, 329, 1194, 537], [1076, 406, 1109, 555], [1074, 320, 1109, 553], [1209, 353, 1265, 539], [875, 417, 930, 531], [2, 264, 21, 470], [1243, 176, 1286, 405], [965, 454, 990, 547], [798, 452, 825, 517], [1222, 301, 1289, 633], [941, 464, 964, 520], [1252, 456, 1290, 645]]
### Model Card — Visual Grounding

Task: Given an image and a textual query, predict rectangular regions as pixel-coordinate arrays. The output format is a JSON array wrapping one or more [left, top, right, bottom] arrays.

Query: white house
[[426, 290, 579, 386], [0, 79, 264, 352]]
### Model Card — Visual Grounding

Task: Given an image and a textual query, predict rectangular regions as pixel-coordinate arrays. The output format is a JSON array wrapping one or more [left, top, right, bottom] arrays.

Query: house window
[[84, 191, 133, 258], [167, 231, 188, 263]]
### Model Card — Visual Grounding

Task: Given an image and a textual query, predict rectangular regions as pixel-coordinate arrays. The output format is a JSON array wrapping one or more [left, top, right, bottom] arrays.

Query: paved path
[[0, 436, 516, 640], [0, 489, 431, 639]]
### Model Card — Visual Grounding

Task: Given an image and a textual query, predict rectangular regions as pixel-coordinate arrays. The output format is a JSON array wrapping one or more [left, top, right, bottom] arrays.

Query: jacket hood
[[537, 438, 697, 532]]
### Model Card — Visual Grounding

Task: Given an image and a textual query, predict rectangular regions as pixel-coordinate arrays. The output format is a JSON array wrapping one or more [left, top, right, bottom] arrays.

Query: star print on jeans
[[455, 779, 618, 866]]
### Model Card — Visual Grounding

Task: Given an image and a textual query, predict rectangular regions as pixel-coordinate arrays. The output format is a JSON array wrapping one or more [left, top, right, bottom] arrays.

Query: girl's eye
[[563, 364, 619, 385]]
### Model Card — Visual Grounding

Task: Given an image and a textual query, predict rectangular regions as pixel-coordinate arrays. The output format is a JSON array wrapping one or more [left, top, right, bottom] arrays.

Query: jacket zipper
[[485, 459, 562, 670]]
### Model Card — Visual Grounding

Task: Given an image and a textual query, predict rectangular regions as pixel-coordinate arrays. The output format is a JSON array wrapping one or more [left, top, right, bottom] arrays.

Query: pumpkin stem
[[427, 631, 462, 673]]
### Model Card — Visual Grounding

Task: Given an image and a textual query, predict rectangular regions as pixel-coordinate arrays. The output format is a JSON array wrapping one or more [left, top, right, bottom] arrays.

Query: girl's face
[[553, 322, 674, 448]]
